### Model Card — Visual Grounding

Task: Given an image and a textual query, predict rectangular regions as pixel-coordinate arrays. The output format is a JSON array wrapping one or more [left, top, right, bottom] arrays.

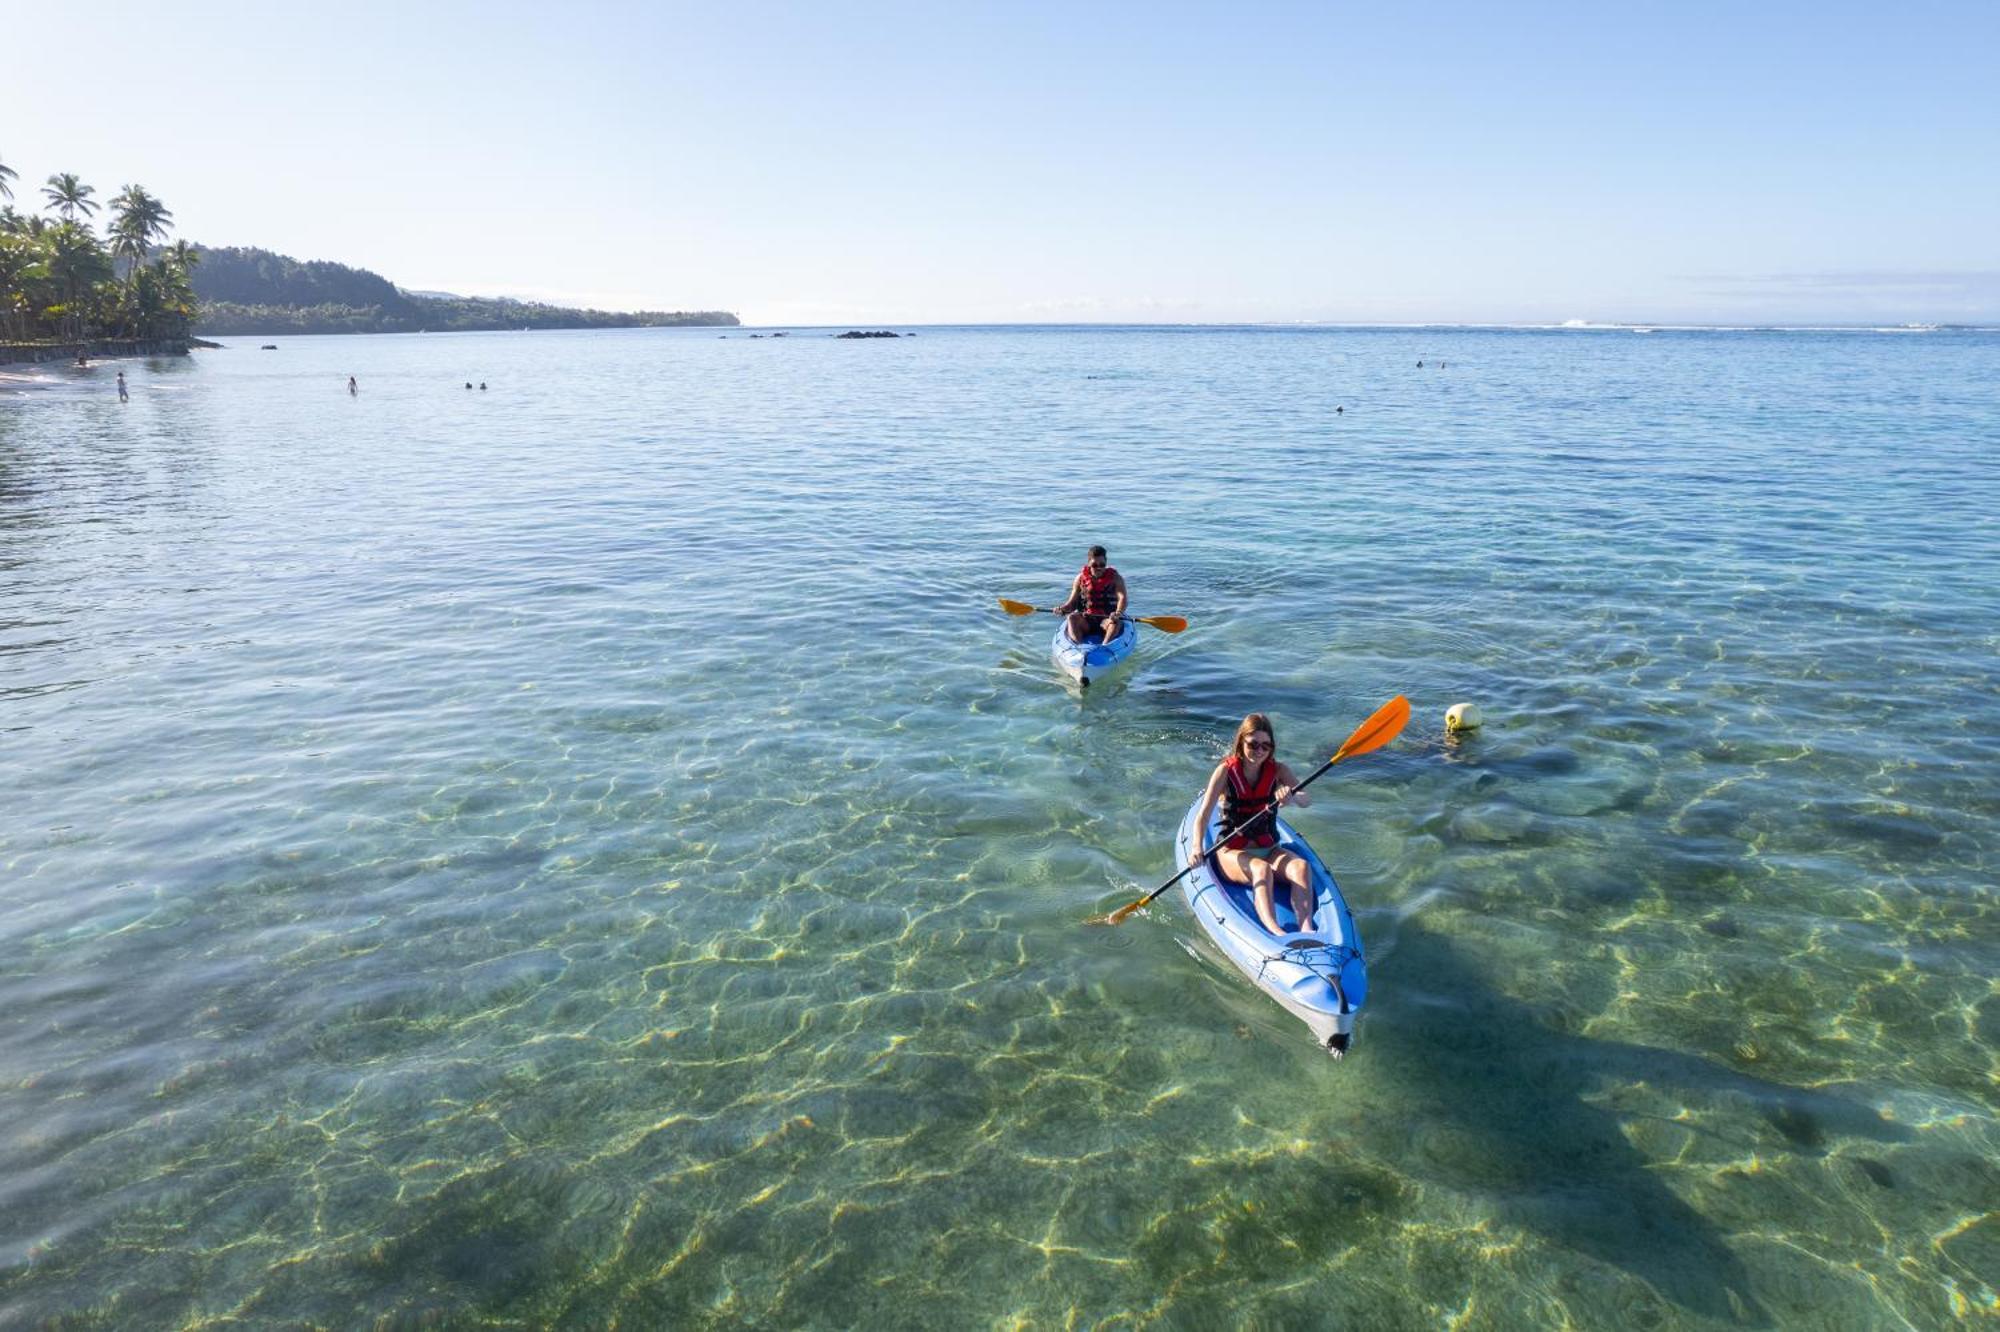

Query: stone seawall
[[0, 338, 190, 366]]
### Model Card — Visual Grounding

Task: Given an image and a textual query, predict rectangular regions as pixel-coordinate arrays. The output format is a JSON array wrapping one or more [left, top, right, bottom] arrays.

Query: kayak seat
[[1207, 849, 1308, 934]]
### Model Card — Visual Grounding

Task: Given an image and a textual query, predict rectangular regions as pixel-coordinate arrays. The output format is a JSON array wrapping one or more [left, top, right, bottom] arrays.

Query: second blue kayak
[[1050, 616, 1138, 688]]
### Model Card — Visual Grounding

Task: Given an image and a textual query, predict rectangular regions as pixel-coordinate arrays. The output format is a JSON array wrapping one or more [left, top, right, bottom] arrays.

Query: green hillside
[[190, 245, 736, 334]]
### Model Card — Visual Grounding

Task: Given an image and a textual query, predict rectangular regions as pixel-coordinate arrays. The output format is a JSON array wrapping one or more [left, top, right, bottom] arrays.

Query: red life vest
[[1219, 756, 1279, 850], [1076, 563, 1120, 617]]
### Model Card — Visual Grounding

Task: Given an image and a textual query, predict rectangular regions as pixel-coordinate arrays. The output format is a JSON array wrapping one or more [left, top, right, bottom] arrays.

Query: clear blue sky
[[5, 1, 1996, 325]]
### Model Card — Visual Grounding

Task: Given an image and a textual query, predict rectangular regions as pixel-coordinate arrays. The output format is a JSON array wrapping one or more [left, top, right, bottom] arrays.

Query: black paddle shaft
[[1126, 749, 1345, 915]]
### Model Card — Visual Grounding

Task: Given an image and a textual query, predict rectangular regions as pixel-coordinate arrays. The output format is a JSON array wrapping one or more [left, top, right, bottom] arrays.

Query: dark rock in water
[[260, 344, 278, 350], [772, 331, 788, 337], [1766, 1102, 1825, 1151], [1854, 1158, 1895, 1189], [836, 330, 900, 338], [1516, 746, 1581, 776]]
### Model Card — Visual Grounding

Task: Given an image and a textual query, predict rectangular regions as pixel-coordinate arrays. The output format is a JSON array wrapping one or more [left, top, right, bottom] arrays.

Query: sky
[[5, 1, 1997, 326]]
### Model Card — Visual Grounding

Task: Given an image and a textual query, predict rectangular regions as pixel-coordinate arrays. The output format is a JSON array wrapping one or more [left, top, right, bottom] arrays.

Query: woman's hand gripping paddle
[[998, 597, 1187, 634], [1091, 694, 1412, 925]]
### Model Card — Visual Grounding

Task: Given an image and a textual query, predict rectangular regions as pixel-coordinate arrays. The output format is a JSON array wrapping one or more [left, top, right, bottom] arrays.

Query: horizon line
[[600, 319, 2000, 333]]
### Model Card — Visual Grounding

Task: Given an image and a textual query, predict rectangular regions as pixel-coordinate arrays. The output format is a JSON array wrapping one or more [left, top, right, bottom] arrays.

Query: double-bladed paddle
[[1093, 694, 1412, 925], [998, 597, 1187, 634]]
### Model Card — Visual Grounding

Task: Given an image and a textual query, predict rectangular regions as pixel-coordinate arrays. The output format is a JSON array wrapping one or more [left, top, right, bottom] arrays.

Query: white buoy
[[1445, 702, 1483, 733]]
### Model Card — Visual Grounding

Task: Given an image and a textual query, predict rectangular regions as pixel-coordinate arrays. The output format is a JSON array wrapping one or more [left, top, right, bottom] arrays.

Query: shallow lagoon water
[[2, 326, 1995, 1327]]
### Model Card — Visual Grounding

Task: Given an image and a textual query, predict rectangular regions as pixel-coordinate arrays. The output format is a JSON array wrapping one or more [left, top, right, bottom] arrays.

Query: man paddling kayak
[[1054, 545, 1127, 645], [1188, 713, 1315, 935]]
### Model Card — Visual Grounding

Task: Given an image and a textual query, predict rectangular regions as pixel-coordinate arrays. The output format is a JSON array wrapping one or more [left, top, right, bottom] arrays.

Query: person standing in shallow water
[[1054, 545, 1126, 644], [1188, 713, 1316, 935], [348, 376, 357, 394], [116, 371, 128, 402]]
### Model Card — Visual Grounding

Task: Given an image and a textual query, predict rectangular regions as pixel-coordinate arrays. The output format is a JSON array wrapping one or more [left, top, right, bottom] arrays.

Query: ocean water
[[2, 325, 1995, 1328]]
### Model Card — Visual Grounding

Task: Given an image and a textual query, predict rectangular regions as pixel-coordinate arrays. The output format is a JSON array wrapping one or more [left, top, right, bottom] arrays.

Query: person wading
[[1054, 545, 1127, 645]]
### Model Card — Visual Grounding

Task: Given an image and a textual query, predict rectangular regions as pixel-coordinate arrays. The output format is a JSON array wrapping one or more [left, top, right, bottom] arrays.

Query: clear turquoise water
[[2, 326, 1995, 1328]]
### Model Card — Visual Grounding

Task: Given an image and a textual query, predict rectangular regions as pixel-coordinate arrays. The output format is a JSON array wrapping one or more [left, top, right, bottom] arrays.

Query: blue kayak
[[1050, 616, 1138, 688], [1174, 792, 1368, 1056]]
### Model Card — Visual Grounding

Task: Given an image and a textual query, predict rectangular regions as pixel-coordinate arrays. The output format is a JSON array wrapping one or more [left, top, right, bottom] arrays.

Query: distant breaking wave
[[1250, 320, 1993, 334]]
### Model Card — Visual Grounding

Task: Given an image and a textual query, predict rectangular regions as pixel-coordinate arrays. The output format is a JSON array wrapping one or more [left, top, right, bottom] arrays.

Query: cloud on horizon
[[1684, 269, 2000, 295], [1673, 269, 2000, 322]]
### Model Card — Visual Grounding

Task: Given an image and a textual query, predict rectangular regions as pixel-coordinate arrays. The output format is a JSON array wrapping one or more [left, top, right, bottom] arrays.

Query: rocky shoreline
[[0, 337, 192, 366]]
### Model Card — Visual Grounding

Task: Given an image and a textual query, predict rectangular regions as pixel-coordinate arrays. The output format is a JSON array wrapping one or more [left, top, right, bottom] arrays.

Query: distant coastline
[[189, 245, 736, 336], [1, 162, 736, 363]]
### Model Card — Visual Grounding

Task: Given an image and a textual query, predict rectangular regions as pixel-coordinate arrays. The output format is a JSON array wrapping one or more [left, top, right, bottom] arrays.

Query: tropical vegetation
[[0, 152, 735, 347], [0, 152, 198, 344]]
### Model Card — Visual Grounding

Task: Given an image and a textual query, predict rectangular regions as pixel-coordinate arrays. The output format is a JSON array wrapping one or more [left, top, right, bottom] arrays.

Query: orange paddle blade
[[1135, 614, 1188, 634], [1096, 897, 1146, 926], [998, 598, 1041, 616], [1331, 694, 1411, 763]]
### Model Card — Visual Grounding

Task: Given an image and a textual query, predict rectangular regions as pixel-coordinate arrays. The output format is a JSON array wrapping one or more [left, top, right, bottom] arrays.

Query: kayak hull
[[1051, 616, 1139, 687], [1175, 794, 1368, 1056]]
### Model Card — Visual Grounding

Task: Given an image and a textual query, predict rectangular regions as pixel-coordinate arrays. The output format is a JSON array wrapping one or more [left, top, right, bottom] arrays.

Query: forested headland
[[193, 246, 737, 334], [1, 153, 735, 353]]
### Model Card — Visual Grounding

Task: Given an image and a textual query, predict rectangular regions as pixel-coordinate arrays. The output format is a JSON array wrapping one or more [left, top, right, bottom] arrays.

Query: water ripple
[[2, 327, 1996, 1327]]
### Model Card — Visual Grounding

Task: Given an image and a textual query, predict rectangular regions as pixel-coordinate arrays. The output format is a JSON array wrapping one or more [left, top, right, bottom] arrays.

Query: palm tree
[[0, 231, 47, 338], [44, 221, 111, 340], [43, 173, 98, 223], [2, 205, 49, 239], [110, 184, 173, 285], [159, 262, 197, 333], [151, 240, 203, 339], [0, 152, 17, 202]]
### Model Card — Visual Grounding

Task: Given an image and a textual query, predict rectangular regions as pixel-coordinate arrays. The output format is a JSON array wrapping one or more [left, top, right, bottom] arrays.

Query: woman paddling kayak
[[1100, 698, 1407, 1058], [1188, 712, 1316, 935]]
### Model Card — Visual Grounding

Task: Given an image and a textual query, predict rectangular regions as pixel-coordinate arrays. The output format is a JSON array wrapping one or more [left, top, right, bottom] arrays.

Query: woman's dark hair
[[1230, 712, 1275, 760]]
